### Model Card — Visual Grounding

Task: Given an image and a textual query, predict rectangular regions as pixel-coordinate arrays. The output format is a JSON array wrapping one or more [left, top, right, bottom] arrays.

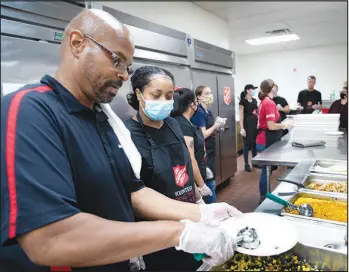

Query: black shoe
[[271, 165, 279, 174], [245, 164, 252, 172]]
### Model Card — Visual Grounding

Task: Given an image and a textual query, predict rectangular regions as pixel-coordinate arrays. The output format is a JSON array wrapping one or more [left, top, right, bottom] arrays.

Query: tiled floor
[[216, 154, 286, 213]]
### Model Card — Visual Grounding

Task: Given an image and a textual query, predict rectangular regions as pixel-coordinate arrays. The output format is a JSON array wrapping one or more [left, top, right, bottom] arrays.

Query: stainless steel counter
[[252, 130, 347, 166], [255, 160, 347, 253], [252, 119, 347, 193]]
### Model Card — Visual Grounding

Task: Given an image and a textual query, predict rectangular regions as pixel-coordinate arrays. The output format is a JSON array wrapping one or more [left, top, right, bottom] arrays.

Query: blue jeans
[[203, 180, 216, 204], [256, 144, 267, 198], [243, 143, 257, 166]]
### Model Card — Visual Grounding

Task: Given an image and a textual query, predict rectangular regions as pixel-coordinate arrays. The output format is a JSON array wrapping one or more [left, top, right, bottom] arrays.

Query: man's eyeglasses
[[84, 34, 133, 76]]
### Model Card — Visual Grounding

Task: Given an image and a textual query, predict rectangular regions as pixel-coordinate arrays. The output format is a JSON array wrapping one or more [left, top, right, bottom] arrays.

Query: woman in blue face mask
[[125, 66, 200, 271]]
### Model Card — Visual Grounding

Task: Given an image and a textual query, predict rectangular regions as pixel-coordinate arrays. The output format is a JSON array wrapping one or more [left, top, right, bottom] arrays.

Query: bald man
[[1, 9, 239, 272]]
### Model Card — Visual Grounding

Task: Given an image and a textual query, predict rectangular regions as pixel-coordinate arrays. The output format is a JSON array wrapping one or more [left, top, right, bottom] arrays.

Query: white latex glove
[[175, 219, 236, 267], [129, 256, 146, 271], [199, 203, 242, 226], [214, 117, 226, 130], [296, 104, 304, 111], [240, 128, 246, 137], [196, 197, 206, 205], [198, 184, 213, 196], [206, 167, 214, 179], [312, 104, 321, 110], [282, 120, 294, 130], [276, 104, 283, 111]]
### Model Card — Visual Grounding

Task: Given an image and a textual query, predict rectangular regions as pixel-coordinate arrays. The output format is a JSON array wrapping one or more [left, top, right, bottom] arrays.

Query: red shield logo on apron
[[223, 87, 231, 105], [307, 101, 312, 107], [173, 165, 189, 188]]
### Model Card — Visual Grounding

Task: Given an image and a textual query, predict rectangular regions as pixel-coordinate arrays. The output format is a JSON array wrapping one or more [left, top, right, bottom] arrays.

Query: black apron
[[136, 114, 199, 271], [204, 110, 216, 181], [265, 115, 282, 148], [244, 114, 258, 145], [136, 114, 196, 202], [242, 99, 258, 145], [196, 127, 207, 180]]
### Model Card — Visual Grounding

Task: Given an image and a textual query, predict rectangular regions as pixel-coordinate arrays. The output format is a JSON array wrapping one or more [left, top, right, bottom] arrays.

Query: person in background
[[171, 87, 212, 203], [1, 10, 240, 271], [256, 79, 293, 203], [125, 66, 241, 270], [190, 86, 226, 204], [297, 76, 322, 114], [328, 87, 348, 132], [273, 84, 291, 136], [239, 84, 258, 172]]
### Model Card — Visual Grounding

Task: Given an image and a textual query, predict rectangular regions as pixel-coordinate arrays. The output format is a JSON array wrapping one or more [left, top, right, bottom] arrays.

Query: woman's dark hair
[[195, 85, 207, 97], [170, 88, 195, 117], [258, 79, 274, 100], [240, 91, 247, 101], [126, 66, 175, 110]]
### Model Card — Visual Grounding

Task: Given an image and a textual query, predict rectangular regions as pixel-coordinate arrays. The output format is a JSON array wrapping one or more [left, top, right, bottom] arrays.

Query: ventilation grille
[[265, 28, 293, 35]]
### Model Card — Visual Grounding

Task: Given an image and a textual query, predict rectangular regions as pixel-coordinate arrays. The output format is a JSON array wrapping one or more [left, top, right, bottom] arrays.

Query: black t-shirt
[[328, 99, 348, 129], [125, 118, 179, 185], [174, 116, 206, 180], [297, 89, 322, 114], [273, 96, 289, 121], [239, 98, 258, 117]]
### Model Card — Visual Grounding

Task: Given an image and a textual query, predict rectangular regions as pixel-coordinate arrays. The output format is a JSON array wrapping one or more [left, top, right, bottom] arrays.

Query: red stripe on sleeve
[[50, 266, 72, 271], [5, 85, 52, 238]]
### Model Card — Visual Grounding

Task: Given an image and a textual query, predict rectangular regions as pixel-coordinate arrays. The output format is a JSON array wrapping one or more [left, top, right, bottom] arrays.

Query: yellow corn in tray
[[287, 197, 347, 222]]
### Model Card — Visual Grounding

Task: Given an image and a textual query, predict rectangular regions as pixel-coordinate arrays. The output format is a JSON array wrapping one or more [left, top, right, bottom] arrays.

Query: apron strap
[[136, 112, 156, 148], [136, 113, 183, 146]]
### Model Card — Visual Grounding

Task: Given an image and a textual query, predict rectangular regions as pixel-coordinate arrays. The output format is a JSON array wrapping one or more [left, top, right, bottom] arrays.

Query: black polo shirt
[[1, 75, 144, 271], [273, 96, 289, 121]]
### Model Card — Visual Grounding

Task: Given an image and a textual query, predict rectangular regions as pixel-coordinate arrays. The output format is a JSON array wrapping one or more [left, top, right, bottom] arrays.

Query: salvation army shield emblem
[[223, 87, 231, 105], [173, 165, 189, 188]]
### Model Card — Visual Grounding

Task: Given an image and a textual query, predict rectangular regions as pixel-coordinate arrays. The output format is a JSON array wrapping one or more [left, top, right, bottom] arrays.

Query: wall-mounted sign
[[223, 87, 231, 105]]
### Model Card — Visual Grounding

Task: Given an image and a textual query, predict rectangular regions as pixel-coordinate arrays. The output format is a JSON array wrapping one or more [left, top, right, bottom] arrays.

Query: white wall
[[99, 1, 230, 50], [234, 44, 348, 119]]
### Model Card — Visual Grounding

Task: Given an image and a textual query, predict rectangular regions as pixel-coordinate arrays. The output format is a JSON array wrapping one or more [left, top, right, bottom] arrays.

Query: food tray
[[299, 173, 347, 197], [280, 191, 347, 226], [309, 160, 347, 176], [197, 242, 348, 271]]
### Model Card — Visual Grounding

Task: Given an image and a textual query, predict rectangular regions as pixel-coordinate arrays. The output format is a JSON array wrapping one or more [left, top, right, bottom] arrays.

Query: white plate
[[326, 131, 344, 135], [220, 212, 298, 256]]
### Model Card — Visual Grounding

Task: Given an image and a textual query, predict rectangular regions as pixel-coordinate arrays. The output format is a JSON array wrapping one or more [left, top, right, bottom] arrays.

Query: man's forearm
[[132, 187, 201, 222], [19, 213, 184, 267]]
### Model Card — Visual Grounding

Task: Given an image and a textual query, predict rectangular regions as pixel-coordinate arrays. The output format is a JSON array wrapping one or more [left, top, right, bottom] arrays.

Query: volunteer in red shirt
[[256, 79, 293, 203]]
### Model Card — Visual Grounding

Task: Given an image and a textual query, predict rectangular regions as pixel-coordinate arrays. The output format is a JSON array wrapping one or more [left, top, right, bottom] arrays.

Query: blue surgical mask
[[140, 93, 174, 121], [252, 90, 257, 97]]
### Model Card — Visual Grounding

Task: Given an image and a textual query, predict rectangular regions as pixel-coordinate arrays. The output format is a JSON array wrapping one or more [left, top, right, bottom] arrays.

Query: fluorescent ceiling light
[[245, 34, 300, 46]]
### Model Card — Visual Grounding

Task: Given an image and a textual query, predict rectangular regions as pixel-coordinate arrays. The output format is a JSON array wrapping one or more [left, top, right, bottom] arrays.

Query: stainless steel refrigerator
[[1, 1, 237, 186]]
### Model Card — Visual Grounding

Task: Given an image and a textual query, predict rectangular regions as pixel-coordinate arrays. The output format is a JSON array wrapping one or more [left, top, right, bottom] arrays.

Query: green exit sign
[[53, 31, 64, 41]]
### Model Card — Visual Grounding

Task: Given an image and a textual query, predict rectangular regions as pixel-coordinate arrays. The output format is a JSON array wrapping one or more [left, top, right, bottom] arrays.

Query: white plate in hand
[[219, 212, 298, 256]]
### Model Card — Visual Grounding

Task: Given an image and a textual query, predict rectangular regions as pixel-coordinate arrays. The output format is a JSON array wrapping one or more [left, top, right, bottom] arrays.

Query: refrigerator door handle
[[219, 126, 230, 131]]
